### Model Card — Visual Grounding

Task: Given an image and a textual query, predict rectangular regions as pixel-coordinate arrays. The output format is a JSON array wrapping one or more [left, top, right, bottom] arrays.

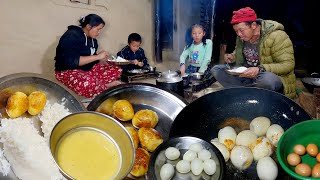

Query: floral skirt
[[55, 63, 122, 98]]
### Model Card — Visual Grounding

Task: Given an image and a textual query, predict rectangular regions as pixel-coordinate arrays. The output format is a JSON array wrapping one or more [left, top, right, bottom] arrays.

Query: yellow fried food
[[138, 127, 163, 152], [28, 91, 47, 115], [6, 91, 29, 118], [112, 100, 134, 121], [132, 109, 159, 129], [96, 97, 117, 116], [125, 126, 140, 149], [130, 148, 150, 177]]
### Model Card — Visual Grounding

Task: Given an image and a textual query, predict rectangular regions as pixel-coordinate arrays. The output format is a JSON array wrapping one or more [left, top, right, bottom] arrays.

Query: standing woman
[[55, 14, 122, 98]]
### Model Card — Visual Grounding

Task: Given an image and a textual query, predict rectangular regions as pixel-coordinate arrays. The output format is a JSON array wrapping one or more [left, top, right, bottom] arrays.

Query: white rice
[[0, 118, 64, 180], [0, 148, 10, 176], [38, 101, 71, 142]]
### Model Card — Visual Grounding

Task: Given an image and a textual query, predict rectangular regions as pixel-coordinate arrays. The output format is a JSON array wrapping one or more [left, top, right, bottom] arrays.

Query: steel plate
[[87, 83, 188, 179], [0, 73, 85, 180]]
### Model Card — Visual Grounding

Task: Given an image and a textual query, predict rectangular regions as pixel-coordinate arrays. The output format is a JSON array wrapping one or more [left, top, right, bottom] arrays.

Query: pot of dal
[[49, 111, 135, 180], [170, 87, 312, 180]]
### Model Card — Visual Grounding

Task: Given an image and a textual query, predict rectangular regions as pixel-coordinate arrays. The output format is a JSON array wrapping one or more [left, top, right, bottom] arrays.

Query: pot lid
[[157, 70, 182, 83]]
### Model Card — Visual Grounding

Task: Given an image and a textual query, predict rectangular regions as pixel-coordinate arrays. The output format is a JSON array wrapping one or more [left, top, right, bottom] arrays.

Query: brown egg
[[96, 97, 117, 116], [316, 153, 320, 163], [6, 91, 29, 118], [295, 163, 312, 177], [28, 91, 47, 115], [294, 144, 306, 155], [138, 127, 163, 152], [312, 163, 320, 178], [132, 109, 159, 129], [112, 99, 134, 121], [130, 148, 150, 177], [287, 153, 301, 166], [306, 144, 319, 157], [126, 126, 139, 149]]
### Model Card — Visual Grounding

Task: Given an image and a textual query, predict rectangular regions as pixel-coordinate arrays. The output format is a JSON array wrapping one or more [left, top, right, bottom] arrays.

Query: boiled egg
[[160, 163, 174, 180], [230, 145, 253, 170], [190, 158, 203, 175], [210, 138, 230, 162], [203, 159, 217, 175], [176, 160, 191, 173], [257, 157, 278, 180], [198, 149, 211, 161], [250, 116, 271, 136], [165, 147, 180, 160], [236, 130, 257, 147], [183, 150, 197, 161], [251, 136, 273, 161], [189, 143, 204, 153], [218, 126, 237, 151], [266, 124, 284, 147]]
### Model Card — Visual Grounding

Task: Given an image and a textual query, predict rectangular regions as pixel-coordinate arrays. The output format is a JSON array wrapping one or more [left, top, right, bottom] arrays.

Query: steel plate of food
[[0, 73, 85, 180]]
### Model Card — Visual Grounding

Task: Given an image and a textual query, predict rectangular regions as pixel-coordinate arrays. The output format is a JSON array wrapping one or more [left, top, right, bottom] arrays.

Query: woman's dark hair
[[128, 33, 142, 44], [185, 24, 207, 49], [79, 14, 105, 28]]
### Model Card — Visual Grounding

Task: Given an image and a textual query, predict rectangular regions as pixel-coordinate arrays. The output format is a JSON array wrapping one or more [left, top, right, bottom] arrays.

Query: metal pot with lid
[[156, 70, 184, 97]]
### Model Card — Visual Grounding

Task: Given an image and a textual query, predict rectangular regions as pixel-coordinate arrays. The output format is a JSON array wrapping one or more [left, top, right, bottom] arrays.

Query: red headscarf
[[231, 7, 257, 24]]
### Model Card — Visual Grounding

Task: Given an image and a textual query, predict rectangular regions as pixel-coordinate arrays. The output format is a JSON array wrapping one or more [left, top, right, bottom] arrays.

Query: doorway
[[155, 0, 215, 64]]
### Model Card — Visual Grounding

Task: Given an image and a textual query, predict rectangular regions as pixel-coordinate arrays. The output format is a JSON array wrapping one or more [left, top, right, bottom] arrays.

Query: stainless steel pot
[[190, 72, 204, 80], [156, 70, 184, 97]]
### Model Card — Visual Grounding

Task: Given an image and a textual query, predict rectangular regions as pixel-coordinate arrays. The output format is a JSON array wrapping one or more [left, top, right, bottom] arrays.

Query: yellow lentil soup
[[56, 129, 121, 180]]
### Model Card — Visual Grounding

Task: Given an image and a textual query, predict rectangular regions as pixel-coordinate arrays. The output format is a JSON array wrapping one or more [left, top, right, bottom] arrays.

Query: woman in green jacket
[[211, 7, 296, 99]]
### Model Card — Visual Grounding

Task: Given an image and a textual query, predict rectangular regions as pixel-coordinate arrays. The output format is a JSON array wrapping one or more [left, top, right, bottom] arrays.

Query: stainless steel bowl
[[147, 136, 226, 180], [49, 111, 135, 180]]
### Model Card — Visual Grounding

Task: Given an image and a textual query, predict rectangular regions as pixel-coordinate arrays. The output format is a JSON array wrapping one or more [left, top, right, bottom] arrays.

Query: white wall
[[0, 0, 154, 80]]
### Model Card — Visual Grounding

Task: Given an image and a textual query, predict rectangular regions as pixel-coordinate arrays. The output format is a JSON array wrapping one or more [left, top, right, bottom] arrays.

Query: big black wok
[[169, 87, 311, 180]]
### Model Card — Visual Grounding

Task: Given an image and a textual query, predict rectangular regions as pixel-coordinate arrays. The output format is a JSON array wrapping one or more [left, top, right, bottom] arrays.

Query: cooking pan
[[169, 87, 311, 180]]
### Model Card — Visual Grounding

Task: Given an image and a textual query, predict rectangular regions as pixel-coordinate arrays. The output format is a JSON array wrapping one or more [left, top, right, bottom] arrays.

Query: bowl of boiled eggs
[[277, 119, 320, 179], [147, 136, 226, 180]]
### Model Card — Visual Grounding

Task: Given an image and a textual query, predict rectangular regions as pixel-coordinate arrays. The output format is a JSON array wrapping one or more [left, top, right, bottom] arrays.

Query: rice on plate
[[0, 100, 71, 180]]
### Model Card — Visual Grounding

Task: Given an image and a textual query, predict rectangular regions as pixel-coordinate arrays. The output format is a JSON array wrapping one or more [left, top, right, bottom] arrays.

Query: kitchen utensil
[[50, 111, 135, 180], [277, 120, 320, 180], [147, 136, 226, 180], [127, 69, 149, 74], [170, 87, 311, 180], [190, 72, 204, 80], [156, 70, 184, 97], [301, 76, 320, 93]]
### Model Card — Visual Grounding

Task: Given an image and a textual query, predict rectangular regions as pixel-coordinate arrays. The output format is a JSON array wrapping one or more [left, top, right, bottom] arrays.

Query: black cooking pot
[[156, 70, 184, 97], [169, 87, 311, 180]]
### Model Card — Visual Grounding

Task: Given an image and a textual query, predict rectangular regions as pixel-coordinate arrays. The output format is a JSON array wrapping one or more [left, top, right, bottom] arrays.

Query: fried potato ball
[[132, 109, 159, 129], [138, 127, 163, 152], [6, 91, 29, 118], [96, 97, 117, 116], [126, 126, 140, 149], [130, 148, 150, 177], [112, 100, 135, 121], [28, 91, 47, 115]]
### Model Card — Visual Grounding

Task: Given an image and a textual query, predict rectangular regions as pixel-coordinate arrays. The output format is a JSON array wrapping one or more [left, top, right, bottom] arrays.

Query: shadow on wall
[[40, 36, 60, 81]]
